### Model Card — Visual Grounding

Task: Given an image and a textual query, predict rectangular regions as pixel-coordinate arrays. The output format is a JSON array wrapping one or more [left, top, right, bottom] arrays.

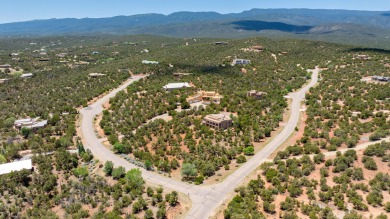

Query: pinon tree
[[181, 163, 197, 179]]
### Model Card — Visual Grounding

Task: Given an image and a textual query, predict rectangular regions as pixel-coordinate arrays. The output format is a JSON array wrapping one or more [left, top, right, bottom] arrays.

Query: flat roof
[[204, 114, 232, 123], [173, 72, 192, 75], [14, 118, 47, 128], [30, 120, 48, 128], [0, 159, 32, 175], [89, 73, 106, 76], [15, 118, 33, 123], [163, 82, 191, 89], [21, 73, 33, 77], [142, 60, 159, 64]]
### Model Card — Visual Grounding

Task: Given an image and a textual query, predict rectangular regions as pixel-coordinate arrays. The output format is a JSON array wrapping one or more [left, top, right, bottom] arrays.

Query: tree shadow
[[229, 20, 313, 33], [347, 47, 390, 54], [171, 63, 237, 75]]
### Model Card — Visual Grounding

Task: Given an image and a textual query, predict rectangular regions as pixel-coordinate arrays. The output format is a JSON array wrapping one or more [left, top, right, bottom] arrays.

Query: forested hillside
[[1, 9, 390, 49]]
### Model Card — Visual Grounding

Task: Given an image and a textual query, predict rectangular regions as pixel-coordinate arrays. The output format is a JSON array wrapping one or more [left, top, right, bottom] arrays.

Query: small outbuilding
[[89, 73, 106, 78], [247, 90, 267, 99], [173, 72, 192, 79], [214, 42, 229, 45], [355, 54, 370, 60]]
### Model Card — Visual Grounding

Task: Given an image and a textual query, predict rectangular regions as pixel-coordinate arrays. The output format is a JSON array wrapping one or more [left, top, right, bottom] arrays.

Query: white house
[[0, 159, 33, 175], [89, 73, 106, 78], [14, 118, 48, 131], [142, 60, 159, 64], [232, 59, 251, 65], [21, 73, 33, 78], [14, 118, 35, 128], [163, 82, 192, 91]]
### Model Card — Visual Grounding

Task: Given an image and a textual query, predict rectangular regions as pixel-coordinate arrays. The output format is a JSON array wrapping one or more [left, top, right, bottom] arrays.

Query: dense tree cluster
[[225, 141, 390, 218]]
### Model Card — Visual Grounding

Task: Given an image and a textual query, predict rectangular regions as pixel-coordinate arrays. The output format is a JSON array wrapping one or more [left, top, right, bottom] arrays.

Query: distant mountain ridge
[[1, 8, 390, 48], [1, 9, 390, 35]]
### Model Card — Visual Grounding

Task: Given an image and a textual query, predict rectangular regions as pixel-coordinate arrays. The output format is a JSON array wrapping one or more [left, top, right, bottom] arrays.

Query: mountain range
[[1, 9, 390, 48]]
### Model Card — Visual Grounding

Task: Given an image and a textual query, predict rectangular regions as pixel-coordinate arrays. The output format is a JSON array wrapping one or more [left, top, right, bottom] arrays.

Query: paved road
[[79, 69, 320, 219]]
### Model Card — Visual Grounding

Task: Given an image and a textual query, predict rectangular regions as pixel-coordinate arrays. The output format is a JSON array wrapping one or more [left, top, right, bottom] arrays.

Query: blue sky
[[1, 0, 390, 24]]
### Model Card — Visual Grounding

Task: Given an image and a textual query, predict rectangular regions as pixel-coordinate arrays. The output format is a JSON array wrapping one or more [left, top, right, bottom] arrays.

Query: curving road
[[79, 68, 320, 218]]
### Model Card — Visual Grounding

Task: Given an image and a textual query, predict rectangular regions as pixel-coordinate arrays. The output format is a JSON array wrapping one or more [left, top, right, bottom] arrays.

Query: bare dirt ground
[[271, 53, 278, 62], [93, 113, 111, 149], [215, 147, 390, 219], [103, 100, 111, 109], [94, 113, 105, 138], [166, 192, 192, 219], [306, 150, 390, 219], [52, 156, 190, 219], [202, 160, 240, 184]]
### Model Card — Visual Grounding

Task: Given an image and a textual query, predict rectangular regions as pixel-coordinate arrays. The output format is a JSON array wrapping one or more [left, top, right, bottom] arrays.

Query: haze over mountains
[[1, 9, 390, 48]]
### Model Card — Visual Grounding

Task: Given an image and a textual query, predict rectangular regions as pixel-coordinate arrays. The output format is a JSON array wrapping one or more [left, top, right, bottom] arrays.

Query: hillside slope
[[1, 9, 390, 49]]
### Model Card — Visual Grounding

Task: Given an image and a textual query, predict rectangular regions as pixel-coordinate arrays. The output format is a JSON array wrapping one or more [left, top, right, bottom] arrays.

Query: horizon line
[[1, 7, 389, 25]]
